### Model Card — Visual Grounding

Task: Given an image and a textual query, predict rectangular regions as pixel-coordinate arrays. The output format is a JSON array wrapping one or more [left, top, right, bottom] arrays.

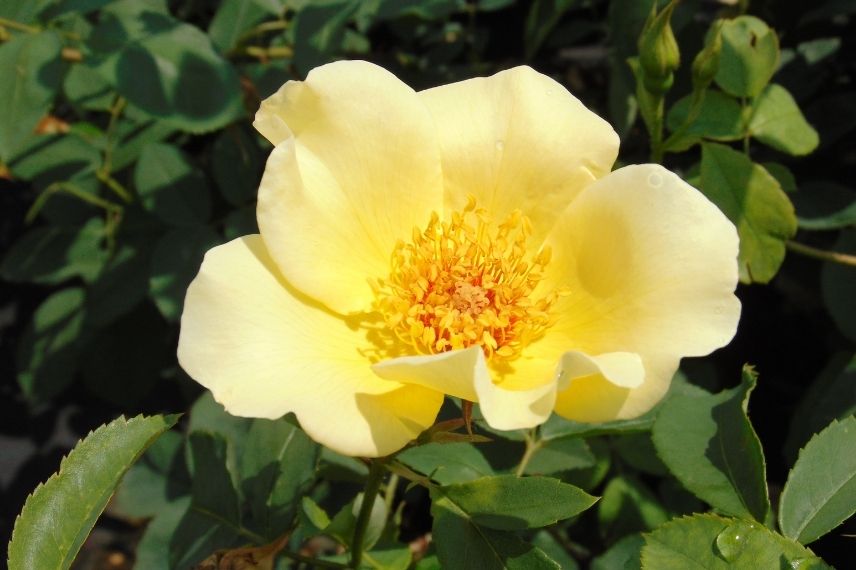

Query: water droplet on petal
[[715, 521, 754, 562], [495, 140, 505, 151], [647, 171, 663, 188], [790, 556, 827, 569]]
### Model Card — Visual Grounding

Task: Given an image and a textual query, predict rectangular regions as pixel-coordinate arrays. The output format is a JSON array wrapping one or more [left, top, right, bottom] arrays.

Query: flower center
[[372, 197, 563, 361]]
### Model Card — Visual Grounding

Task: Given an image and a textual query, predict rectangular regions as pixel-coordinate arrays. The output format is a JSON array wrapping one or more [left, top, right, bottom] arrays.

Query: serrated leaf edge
[[779, 415, 856, 543], [7, 413, 179, 569]]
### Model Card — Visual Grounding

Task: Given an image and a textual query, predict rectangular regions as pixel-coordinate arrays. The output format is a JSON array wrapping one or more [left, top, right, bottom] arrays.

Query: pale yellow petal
[[541, 164, 741, 419], [372, 349, 479, 402], [254, 60, 443, 315], [553, 351, 645, 422], [419, 65, 619, 243], [178, 235, 444, 457], [374, 347, 556, 430], [559, 351, 644, 390]]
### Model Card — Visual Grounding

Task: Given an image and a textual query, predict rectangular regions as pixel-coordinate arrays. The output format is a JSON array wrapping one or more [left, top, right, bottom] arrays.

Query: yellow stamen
[[373, 199, 563, 361]]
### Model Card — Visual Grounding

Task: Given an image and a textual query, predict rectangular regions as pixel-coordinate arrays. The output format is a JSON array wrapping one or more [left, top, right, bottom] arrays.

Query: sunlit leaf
[[7, 414, 179, 570], [0, 31, 65, 161], [749, 84, 819, 156], [435, 475, 597, 531], [87, 8, 244, 132], [398, 442, 495, 485], [715, 16, 779, 98], [780, 416, 856, 544], [652, 367, 771, 523], [700, 142, 797, 283], [431, 494, 561, 570], [641, 514, 829, 569]]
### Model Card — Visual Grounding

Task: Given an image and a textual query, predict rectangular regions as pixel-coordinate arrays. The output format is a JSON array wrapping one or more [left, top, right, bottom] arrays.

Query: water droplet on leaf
[[715, 521, 754, 561], [790, 556, 827, 569]]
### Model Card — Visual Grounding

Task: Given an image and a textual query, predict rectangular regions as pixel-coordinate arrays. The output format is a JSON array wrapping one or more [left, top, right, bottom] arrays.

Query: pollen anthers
[[372, 196, 562, 361]]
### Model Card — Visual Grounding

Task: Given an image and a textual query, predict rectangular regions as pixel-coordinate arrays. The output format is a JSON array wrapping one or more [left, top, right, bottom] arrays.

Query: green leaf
[[291, 0, 359, 76], [7, 133, 100, 185], [598, 476, 669, 541], [170, 432, 243, 568], [614, 433, 668, 476], [562, 437, 612, 492], [748, 84, 819, 156], [1, 218, 106, 285], [436, 475, 597, 531], [208, 0, 268, 52], [523, 436, 595, 476], [531, 530, 579, 570], [169, 508, 239, 569], [792, 181, 856, 229], [641, 514, 829, 569], [16, 288, 87, 401], [591, 533, 644, 570], [87, 9, 244, 133], [431, 494, 561, 570], [700, 142, 797, 283], [63, 59, 114, 112], [113, 430, 190, 519], [364, 547, 412, 570], [300, 496, 331, 535], [822, 229, 856, 342], [133, 499, 190, 569], [188, 392, 252, 443], [135, 143, 212, 226], [0, 31, 65, 161], [325, 493, 387, 550], [398, 442, 495, 485], [41, 0, 120, 19], [367, 0, 464, 21], [110, 116, 177, 171], [239, 418, 320, 538], [187, 391, 253, 480], [413, 554, 441, 570], [0, 0, 52, 22], [799, 201, 856, 230], [7, 414, 179, 570], [210, 126, 263, 206], [666, 90, 745, 141], [651, 367, 771, 523], [149, 226, 221, 321], [779, 416, 856, 545], [85, 241, 154, 327], [715, 16, 779, 98], [187, 432, 241, 524], [319, 447, 369, 482]]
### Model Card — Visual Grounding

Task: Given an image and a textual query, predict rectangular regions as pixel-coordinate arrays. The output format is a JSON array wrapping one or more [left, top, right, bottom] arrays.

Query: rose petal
[[178, 235, 444, 457], [419, 65, 619, 244], [255, 60, 443, 315]]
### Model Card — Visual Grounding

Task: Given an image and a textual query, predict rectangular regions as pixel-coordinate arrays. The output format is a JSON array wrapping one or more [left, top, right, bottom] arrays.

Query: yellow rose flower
[[178, 61, 740, 457]]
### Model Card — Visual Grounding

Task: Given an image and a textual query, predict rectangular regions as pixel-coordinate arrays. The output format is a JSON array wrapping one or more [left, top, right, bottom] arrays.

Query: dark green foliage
[[2, 1, 855, 568]]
